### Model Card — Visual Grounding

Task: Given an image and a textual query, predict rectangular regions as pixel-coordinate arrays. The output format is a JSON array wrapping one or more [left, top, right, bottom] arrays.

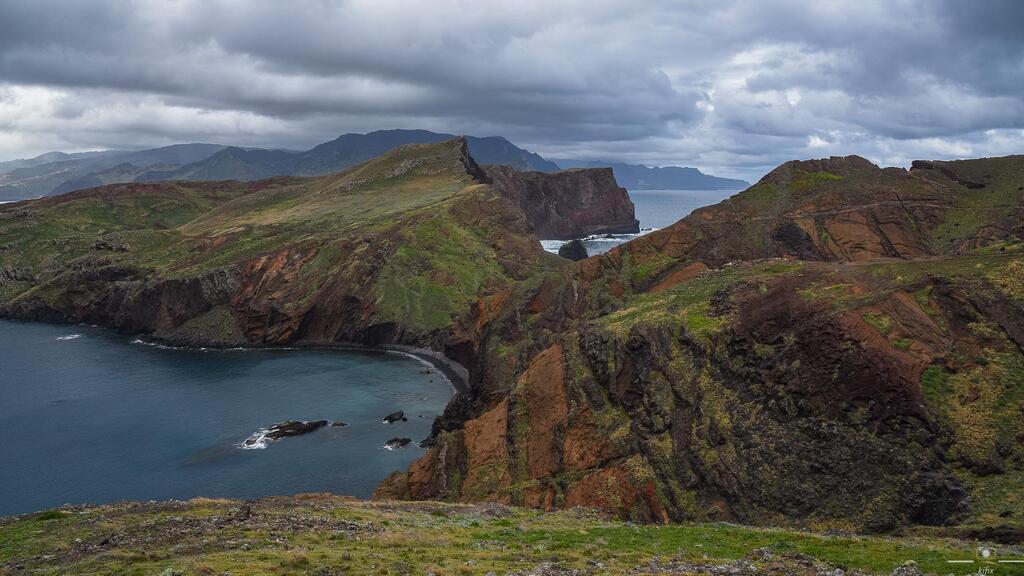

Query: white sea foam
[[383, 440, 414, 451], [130, 338, 252, 352], [131, 338, 176, 349], [541, 228, 659, 255], [238, 429, 271, 450], [55, 334, 83, 341]]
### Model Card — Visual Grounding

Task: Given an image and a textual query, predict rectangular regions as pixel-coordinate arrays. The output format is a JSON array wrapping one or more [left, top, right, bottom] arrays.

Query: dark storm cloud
[[0, 0, 1021, 181]]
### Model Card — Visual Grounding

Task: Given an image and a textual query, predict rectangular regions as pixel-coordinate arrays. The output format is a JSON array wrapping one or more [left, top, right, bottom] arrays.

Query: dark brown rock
[[484, 165, 639, 239], [265, 420, 328, 440], [385, 437, 412, 450], [382, 411, 406, 424], [557, 239, 588, 261]]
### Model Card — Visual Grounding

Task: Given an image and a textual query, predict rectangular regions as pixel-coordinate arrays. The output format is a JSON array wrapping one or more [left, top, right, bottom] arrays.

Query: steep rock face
[[382, 154, 1024, 534], [485, 165, 639, 239]]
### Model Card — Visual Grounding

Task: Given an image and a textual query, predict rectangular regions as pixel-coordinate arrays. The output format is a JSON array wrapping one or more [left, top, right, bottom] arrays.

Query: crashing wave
[[541, 227, 659, 255], [55, 334, 83, 341], [239, 429, 271, 450]]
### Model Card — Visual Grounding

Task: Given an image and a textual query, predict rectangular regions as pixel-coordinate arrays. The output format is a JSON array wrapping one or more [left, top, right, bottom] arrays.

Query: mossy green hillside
[[0, 139, 559, 344], [2, 496, 1020, 576]]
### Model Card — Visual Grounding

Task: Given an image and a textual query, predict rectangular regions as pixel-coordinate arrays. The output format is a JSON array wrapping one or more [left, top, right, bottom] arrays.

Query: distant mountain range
[[552, 159, 748, 190], [132, 130, 560, 185], [0, 129, 746, 200], [0, 144, 226, 200]]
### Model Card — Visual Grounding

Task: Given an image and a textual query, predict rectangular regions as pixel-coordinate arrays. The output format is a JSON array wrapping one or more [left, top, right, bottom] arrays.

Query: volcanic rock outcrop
[[485, 165, 639, 239], [378, 154, 1024, 535], [557, 239, 589, 261], [3, 144, 1023, 537]]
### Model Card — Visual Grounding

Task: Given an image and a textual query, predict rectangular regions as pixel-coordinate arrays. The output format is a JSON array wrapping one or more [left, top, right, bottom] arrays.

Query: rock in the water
[[330, 421, 348, 427], [382, 411, 406, 424], [557, 239, 588, 261], [265, 420, 328, 440], [384, 437, 412, 450]]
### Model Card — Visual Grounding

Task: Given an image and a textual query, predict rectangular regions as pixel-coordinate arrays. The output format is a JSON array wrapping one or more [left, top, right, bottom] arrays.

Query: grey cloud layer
[[0, 0, 1021, 181]]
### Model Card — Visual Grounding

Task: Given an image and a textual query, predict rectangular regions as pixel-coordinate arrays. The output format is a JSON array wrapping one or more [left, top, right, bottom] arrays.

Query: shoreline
[[290, 341, 469, 394], [0, 317, 470, 394]]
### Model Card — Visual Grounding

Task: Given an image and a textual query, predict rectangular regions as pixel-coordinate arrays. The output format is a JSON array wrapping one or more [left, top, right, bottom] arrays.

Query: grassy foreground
[[2, 495, 1021, 575]]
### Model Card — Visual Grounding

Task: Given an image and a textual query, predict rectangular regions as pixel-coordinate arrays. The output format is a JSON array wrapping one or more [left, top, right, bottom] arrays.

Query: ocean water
[[0, 321, 453, 516], [542, 188, 740, 255]]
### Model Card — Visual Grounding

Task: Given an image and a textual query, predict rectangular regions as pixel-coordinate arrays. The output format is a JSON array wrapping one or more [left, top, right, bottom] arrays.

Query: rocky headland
[[1, 145, 1023, 544]]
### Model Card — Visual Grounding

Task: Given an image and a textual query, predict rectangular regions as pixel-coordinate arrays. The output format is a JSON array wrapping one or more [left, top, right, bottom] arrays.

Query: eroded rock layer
[[2, 147, 1023, 536], [379, 154, 1024, 536]]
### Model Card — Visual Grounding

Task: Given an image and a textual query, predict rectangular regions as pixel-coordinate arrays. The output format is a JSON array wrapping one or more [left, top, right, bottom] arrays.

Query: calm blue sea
[[542, 188, 740, 255], [0, 321, 452, 516]]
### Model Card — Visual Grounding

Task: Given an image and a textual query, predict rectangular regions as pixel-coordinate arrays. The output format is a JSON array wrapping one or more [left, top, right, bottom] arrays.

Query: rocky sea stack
[[557, 239, 589, 261]]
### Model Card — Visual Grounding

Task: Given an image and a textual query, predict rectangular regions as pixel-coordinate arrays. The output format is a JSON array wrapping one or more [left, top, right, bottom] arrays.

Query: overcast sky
[[0, 0, 1022, 181]]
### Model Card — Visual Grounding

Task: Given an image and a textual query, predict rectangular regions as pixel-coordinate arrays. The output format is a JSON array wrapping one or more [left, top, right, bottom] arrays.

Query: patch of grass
[[375, 205, 509, 331], [920, 352, 1024, 473], [987, 258, 1024, 299], [859, 254, 1014, 284], [33, 510, 67, 521], [862, 312, 893, 335], [598, 261, 802, 343], [961, 470, 1024, 527], [891, 338, 913, 350], [800, 282, 854, 302], [792, 171, 844, 190]]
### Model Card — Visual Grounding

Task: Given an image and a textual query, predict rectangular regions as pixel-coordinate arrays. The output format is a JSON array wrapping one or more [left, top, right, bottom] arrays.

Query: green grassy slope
[[0, 139, 561, 347], [1, 496, 1019, 576]]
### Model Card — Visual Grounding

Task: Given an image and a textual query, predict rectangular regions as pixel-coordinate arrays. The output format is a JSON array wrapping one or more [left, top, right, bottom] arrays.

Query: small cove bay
[[0, 321, 452, 516]]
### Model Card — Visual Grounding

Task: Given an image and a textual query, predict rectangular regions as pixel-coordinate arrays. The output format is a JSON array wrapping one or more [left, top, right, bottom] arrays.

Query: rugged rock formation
[[379, 154, 1024, 535], [485, 165, 639, 239], [557, 239, 588, 261], [265, 420, 329, 439], [0, 139, 561, 354], [382, 411, 407, 424], [385, 437, 413, 450], [3, 144, 1024, 536]]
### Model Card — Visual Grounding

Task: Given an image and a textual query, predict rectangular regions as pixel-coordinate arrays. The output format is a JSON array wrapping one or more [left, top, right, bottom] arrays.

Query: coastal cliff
[[0, 140, 561, 356], [2, 147, 1023, 539], [378, 154, 1024, 537], [484, 165, 640, 239], [0, 139, 641, 357]]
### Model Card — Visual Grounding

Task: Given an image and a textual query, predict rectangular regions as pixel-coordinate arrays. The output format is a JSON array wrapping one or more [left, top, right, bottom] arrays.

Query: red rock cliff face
[[379, 154, 1024, 534], [484, 165, 639, 239]]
